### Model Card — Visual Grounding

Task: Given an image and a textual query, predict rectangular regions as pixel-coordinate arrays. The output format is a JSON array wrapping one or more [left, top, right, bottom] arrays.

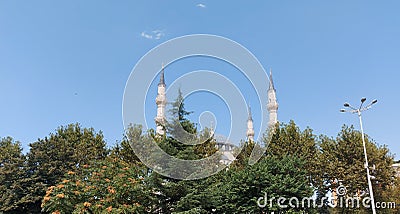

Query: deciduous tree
[[27, 123, 108, 212]]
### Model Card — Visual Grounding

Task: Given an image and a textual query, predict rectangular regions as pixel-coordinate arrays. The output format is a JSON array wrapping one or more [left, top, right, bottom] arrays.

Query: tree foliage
[[148, 91, 220, 213], [28, 123, 108, 185], [0, 137, 42, 213], [41, 156, 155, 214], [319, 125, 396, 213], [174, 156, 313, 213], [24, 123, 108, 213], [266, 121, 322, 189]]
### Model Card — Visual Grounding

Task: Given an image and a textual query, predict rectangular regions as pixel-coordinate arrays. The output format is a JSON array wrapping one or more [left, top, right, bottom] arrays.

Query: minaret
[[246, 106, 255, 142], [155, 65, 167, 135], [267, 69, 278, 127]]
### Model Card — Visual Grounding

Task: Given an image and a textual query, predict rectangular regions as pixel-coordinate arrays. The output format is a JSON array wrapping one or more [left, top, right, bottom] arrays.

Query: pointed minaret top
[[159, 63, 165, 86], [268, 68, 275, 91], [248, 105, 253, 121]]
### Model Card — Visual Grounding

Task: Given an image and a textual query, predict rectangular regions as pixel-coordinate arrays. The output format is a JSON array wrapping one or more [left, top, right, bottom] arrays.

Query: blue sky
[[1, 1, 399, 159]]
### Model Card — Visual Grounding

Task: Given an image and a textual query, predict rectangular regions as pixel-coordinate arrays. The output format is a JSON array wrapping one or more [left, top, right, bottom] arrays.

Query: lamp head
[[344, 103, 350, 107], [372, 99, 378, 104], [361, 97, 367, 103], [340, 109, 346, 113]]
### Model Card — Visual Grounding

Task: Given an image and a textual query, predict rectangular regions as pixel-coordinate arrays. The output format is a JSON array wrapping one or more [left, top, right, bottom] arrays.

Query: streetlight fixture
[[340, 98, 378, 214]]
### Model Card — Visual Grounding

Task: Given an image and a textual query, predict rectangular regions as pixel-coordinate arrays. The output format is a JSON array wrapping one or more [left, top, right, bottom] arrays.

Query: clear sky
[[1, 1, 399, 159]]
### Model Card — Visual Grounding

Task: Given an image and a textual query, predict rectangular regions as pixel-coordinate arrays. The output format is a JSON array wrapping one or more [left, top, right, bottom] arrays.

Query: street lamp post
[[340, 98, 377, 214]]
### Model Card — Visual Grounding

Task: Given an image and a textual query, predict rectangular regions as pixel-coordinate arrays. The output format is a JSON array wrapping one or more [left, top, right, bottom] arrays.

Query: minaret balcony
[[154, 116, 166, 124], [156, 96, 167, 105], [267, 102, 278, 111], [247, 130, 255, 136]]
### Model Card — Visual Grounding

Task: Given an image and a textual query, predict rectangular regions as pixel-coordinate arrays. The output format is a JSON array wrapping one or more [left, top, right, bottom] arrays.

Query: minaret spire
[[246, 105, 255, 142], [159, 63, 165, 86], [268, 68, 275, 91], [155, 63, 167, 135], [267, 68, 278, 127], [248, 105, 253, 121]]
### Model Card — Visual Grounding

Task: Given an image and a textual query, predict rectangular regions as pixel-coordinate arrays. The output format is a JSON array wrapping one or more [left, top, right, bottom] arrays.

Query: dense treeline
[[1, 97, 399, 213]]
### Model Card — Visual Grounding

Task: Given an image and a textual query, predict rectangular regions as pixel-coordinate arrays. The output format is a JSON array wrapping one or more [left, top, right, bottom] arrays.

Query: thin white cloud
[[196, 3, 206, 8], [141, 32, 153, 39], [141, 30, 165, 40], [152, 30, 165, 40]]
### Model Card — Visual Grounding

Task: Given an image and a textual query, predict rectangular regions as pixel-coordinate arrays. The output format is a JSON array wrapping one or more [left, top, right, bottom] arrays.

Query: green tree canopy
[[27, 123, 108, 213], [0, 137, 41, 213], [41, 155, 155, 214], [175, 156, 313, 213], [265, 121, 322, 188], [319, 125, 396, 213]]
